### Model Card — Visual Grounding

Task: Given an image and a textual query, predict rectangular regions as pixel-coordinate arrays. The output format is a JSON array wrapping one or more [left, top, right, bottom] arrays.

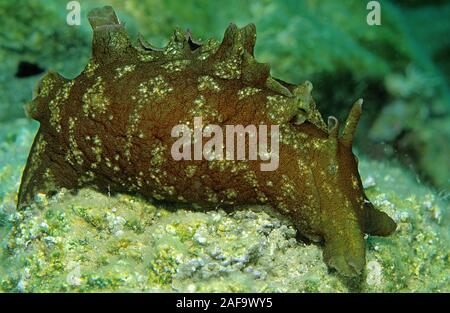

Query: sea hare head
[[310, 99, 396, 275]]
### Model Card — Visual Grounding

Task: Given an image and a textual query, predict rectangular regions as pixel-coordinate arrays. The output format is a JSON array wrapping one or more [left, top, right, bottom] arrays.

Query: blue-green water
[[0, 0, 448, 292]]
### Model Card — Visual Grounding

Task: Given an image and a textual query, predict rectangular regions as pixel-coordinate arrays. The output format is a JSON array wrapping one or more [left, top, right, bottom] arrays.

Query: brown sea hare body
[[18, 6, 396, 276]]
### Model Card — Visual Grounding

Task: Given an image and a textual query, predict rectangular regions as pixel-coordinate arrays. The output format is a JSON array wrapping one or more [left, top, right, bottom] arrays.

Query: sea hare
[[18, 6, 396, 276]]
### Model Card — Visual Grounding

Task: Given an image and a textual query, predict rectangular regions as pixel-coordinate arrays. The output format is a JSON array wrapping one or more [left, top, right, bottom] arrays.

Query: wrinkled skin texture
[[18, 6, 396, 276]]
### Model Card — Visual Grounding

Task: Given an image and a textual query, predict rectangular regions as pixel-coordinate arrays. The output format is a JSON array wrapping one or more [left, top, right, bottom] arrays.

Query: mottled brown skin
[[18, 6, 396, 276]]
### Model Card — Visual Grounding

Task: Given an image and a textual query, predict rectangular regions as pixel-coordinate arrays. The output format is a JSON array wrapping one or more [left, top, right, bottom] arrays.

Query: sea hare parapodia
[[18, 6, 396, 276]]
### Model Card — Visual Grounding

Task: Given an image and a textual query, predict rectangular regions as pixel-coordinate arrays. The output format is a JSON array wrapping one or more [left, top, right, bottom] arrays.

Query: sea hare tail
[[17, 130, 64, 209]]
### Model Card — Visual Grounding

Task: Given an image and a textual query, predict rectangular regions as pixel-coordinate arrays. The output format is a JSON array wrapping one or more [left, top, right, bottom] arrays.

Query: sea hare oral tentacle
[[364, 201, 397, 236], [18, 6, 396, 277]]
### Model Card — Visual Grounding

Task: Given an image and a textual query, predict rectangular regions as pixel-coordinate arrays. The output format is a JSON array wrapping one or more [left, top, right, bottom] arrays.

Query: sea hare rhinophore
[[18, 6, 396, 276]]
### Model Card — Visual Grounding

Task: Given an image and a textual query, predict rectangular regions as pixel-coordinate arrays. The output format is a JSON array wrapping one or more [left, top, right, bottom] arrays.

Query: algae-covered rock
[[0, 163, 448, 292], [0, 120, 448, 292]]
